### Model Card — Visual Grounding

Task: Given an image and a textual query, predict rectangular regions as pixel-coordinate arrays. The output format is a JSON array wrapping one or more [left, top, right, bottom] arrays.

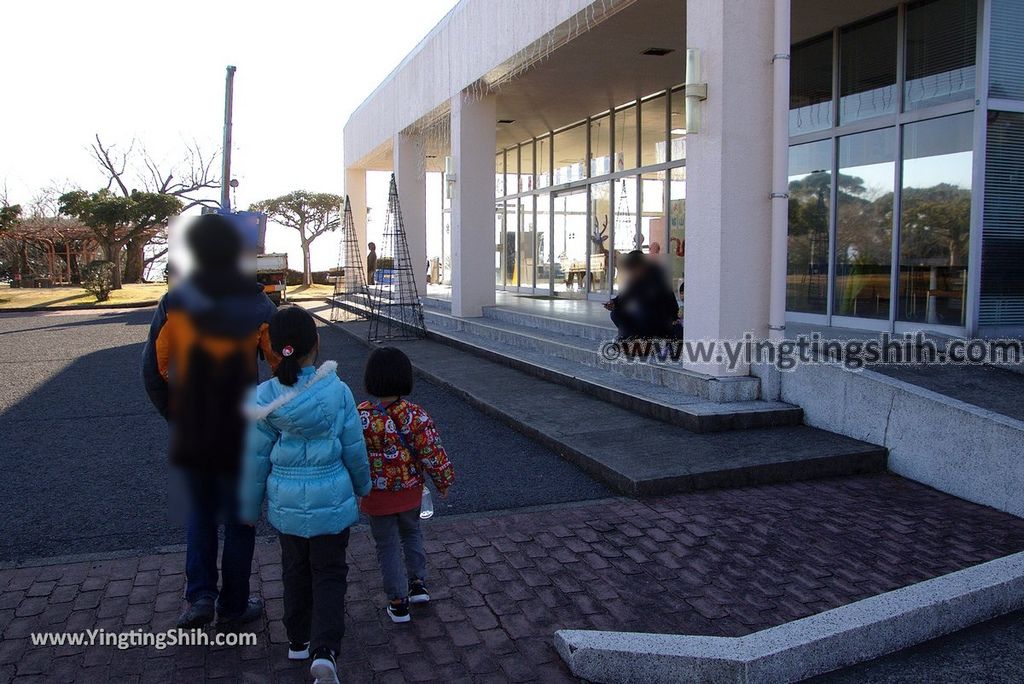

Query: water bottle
[[419, 487, 434, 520]]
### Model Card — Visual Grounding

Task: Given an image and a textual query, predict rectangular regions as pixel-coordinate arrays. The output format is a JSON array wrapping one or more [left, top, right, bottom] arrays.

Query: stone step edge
[[422, 307, 762, 401], [555, 551, 1024, 684], [307, 304, 874, 495], [422, 324, 804, 434], [328, 298, 801, 430]]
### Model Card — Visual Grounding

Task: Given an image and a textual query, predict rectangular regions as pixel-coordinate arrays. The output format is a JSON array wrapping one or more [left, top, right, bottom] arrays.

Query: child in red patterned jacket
[[358, 347, 455, 623]]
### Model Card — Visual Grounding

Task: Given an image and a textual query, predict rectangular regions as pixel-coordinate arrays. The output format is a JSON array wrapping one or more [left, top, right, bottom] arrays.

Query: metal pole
[[768, 0, 791, 341], [221, 65, 236, 211]]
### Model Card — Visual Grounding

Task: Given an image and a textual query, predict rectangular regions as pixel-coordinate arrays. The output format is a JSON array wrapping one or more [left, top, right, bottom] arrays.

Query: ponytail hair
[[268, 306, 318, 386]]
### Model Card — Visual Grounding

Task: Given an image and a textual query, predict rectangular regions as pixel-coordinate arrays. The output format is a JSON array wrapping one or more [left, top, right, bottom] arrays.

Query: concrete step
[[420, 308, 802, 433], [483, 304, 616, 343], [299, 301, 886, 497], [423, 308, 764, 402]]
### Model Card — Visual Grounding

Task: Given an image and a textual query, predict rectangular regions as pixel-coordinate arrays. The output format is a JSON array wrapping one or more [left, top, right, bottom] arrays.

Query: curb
[[0, 300, 159, 313], [554, 551, 1024, 683]]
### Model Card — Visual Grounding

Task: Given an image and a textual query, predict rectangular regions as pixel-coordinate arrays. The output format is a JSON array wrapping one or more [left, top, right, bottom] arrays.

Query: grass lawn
[[0, 282, 167, 310], [286, 283, 336, 300]]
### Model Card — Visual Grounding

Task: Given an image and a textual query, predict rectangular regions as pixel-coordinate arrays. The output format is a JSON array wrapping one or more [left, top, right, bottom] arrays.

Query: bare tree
[[89, 135, 220, 282]]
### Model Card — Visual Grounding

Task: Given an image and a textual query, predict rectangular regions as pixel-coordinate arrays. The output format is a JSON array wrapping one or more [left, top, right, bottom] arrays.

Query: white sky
[[0, 0, 460, 272]]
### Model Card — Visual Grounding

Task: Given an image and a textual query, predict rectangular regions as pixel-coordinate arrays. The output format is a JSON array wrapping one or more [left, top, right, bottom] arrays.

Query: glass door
[[552, 187, 589, 298]]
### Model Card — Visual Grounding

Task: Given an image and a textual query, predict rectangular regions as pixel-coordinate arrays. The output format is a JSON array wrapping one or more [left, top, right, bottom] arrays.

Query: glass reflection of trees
[[787, 170, 831, 313]]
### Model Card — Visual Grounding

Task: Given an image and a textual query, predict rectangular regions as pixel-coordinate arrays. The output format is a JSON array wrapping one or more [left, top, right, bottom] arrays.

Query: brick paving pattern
[[2, 473, 1024, 683]]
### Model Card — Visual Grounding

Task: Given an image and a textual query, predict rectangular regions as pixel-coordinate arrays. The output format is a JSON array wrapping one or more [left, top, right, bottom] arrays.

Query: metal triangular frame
[[330, 196, 371, 323], [367, 174, 427, 341]]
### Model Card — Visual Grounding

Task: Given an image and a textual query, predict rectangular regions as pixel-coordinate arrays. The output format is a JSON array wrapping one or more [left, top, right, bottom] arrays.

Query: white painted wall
[[683, 0, 775, 376], [450, 92, 497, 318], [344, 168, 368, 261], [394, 132, 428, 296], [343, 0, 632, 169]]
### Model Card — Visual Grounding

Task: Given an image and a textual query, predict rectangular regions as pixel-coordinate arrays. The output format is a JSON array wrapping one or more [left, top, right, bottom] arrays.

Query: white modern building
[[343, 0, 1024, 376]]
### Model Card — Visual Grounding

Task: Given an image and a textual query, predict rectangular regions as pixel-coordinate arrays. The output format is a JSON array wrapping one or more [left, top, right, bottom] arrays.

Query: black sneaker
[[310, 647, 339, 684], [386, 598, 411, 623], [408, 579, 430, 604], [216, 597, 264, 630], [175, 597, 215, 629], [288, 641, 310, 660]]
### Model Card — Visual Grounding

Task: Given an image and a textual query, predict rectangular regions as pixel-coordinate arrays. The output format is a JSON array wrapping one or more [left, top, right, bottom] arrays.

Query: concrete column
[[393, 132, 428, 297], [450, 91, 497, 318], [684, 0, 774, 376], [344, 167, 368, 261]]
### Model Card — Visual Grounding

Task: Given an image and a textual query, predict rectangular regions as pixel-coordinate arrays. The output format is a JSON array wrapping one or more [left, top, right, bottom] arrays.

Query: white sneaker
[[310, 649, 339, 684]]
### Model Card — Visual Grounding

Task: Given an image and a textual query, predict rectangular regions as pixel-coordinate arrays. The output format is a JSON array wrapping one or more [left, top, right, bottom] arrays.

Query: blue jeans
[[182, 470, 255, 616], [368, 508, 426, 600]]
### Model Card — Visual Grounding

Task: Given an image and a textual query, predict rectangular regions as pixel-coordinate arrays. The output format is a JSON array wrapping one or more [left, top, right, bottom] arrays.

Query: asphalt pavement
[[0, 307, 609, 562]]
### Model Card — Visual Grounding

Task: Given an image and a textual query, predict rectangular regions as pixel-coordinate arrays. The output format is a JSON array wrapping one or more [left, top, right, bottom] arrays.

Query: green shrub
[[81, 260, 115, 302]]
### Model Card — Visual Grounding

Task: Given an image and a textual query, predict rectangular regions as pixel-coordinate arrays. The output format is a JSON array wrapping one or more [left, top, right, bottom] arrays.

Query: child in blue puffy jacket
[[240, 306, 371, 684]]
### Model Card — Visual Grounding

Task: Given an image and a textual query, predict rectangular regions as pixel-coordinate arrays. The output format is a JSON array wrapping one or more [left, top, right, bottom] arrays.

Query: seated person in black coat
[[604, 250, 679, 340]]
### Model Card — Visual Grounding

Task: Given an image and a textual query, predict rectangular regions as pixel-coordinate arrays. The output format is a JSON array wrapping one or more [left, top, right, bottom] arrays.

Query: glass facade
[[787, 140, 831, 314], [787, 0, 978, 331], [494, 88, 686, 298]]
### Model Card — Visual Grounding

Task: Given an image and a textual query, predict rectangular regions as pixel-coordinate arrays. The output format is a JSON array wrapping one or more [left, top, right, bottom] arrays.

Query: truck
[[200, 208, 287, 305], [256, 253, 288, 305]]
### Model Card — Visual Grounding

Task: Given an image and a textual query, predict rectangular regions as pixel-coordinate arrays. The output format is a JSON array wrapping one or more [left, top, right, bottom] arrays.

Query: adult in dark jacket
[[604, 250, 679, 339], [142, 213, 279, 630]]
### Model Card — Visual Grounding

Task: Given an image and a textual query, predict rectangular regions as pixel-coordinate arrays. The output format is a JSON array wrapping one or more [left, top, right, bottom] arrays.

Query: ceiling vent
[[641, 47, 675, 57], [498, 119, 516, 124]]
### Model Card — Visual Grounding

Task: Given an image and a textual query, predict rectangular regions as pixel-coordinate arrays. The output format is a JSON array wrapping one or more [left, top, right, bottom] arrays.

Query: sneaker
[[386, 598, 411, 623], [408, 579, 430, 604], [176, 597, 215, 629], [288, 641, 310, 660], [216, 597, 264, 630], [310, 648, 339, 684]]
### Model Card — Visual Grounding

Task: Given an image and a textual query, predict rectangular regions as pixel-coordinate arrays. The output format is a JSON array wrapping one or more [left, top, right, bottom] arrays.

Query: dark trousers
[[182, 471, 255, 616], [280, 530, 351, 654], [610, 307, 671, 340]]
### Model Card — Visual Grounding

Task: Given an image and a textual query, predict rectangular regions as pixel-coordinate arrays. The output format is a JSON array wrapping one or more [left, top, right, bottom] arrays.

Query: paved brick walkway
[[3, 474, 1024, 683]]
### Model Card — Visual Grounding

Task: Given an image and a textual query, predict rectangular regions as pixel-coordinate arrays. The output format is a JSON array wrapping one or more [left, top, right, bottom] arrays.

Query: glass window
[[787, 140, 832, 314], [615, 104, 638, 172], [641, 171, 665, 253], [833, 127, 896, 319], [904, 0, 977, 111], [520, 141, 535, 193], [495, 152, 505, 198], [536, 192, 551, 290], [537, 136, 551, 189], [840, 12, 898, 124], [670, 89, 686, 161], [553, 123, 587, 185], [506, 147, 520, 196], [898, 113, 973, 325], [590, 182, 612, 293], [641, 94, 668, 167], [518, 195, 536, 289], [495, 204, 504, 286], [791, 33, 834, 135], [980, 111, 1024, 326], [989, 0, 1024, 100], [590, 114, 611, 177], [504, 199, 518, 285], [553, 189, 588, 295], [669, 168, 685, 290], [612, 176, 639, 291]]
